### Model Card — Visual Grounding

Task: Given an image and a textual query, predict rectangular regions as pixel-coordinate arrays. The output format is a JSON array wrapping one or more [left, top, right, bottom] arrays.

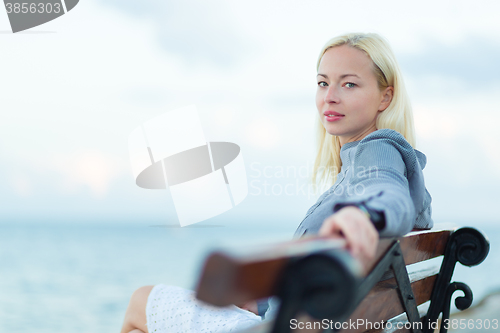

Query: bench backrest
[[343, 229, 451, 333], [195, 227, 489, 333]]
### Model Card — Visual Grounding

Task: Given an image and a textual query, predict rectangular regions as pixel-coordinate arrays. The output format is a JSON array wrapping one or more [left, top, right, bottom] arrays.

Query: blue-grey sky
[[1, 0, 499, 230]]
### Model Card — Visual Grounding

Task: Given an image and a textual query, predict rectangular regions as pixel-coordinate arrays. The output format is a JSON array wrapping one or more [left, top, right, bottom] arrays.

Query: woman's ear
[[378, 86, 394, 111]]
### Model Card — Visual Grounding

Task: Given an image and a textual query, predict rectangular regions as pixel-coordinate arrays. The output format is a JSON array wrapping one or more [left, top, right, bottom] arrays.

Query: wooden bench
[[195, 227, 489, 333]]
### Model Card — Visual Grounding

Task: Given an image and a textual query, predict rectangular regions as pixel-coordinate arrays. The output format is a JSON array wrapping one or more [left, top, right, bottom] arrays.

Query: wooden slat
[[339, 274, 437, 333], [196, 237, 394, 307], [196, 252, 289, 306], [196, 237, 349, 306], [377, 229, 451, 282], [336, 229, 451, 333], [399, 229, 451, 265]]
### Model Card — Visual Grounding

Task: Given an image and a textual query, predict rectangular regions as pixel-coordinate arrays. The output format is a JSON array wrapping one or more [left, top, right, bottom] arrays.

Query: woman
[[121, 32, 433, 333]]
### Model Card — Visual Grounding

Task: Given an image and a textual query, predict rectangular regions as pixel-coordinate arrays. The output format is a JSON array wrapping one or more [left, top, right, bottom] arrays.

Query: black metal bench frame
[[270, 227, 489, 333]]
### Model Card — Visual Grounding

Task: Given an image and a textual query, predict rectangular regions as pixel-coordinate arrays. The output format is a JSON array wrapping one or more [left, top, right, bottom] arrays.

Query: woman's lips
[[323, 111, 343, 116], [323, 111, 344, 122], [325, 115, 344, 122]]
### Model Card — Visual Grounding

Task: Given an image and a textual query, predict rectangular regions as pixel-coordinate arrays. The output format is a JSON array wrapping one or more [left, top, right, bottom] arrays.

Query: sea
[[0, 221, 498, 333]]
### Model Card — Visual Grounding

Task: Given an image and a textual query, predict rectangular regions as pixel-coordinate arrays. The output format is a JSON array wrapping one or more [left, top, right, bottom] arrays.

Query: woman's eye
[[344, 82, 356, 88], [318, 81, 328, 87]]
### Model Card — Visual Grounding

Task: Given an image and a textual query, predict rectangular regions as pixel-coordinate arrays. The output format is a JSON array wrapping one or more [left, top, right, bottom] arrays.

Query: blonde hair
[[312, 32, 416, 188]]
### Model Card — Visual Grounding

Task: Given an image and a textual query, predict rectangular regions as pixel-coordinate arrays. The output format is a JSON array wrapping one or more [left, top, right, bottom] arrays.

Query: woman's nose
[[325, 86, 340, 104]]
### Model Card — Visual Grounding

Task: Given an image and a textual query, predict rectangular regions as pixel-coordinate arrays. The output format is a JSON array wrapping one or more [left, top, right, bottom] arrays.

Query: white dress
[[146, 284, 264, 333]]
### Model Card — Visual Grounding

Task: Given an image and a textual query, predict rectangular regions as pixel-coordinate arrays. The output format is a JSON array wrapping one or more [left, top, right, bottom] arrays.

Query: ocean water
[[0, 221, 498, 333]]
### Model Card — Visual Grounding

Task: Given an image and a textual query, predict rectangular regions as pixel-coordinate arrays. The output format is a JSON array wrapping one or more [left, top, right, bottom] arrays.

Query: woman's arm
[[334, 130, 418, 237], [319, 129, 421, 261]]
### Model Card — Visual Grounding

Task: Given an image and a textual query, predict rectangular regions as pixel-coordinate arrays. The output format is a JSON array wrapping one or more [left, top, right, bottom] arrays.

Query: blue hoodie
[[294, 128, 433, 238]]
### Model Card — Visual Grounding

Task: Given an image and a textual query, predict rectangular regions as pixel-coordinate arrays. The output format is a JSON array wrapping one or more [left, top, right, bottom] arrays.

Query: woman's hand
[[319, 206, 379, 266]]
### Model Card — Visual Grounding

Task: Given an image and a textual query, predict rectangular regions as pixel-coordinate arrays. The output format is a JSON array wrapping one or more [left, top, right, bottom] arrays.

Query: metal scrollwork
[[453, 227, 489, 267], [438, 282, 474, 333], [423, 227, 490, 333]]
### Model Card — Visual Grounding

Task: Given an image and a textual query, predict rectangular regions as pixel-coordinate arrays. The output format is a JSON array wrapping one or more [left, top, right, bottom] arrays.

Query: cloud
[[10, 173, 34, 197], [244, 116, 282, 150], [399, 35, 500, 89], [48, 150, 126, 197], [413, 93, 500, 185], [98, 0, 253, 68]]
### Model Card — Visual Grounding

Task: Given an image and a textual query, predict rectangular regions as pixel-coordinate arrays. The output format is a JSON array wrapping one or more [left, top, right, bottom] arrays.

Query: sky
[[1, 0, 500, 230]]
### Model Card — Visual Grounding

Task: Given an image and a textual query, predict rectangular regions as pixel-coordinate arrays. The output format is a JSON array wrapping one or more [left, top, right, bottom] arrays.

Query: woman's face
[[316, 45, 393, 145]]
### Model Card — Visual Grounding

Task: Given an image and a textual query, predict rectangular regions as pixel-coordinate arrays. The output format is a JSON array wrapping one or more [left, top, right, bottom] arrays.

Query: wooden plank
[[399, 229, 451, 266], [376, 229, 450, 282], [196, 252, 289, 306], [196, 237, 349, 306], [196, 237, 395, 307], [339, 275, 437, 333]]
